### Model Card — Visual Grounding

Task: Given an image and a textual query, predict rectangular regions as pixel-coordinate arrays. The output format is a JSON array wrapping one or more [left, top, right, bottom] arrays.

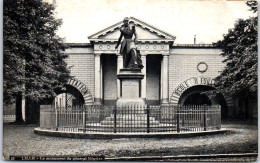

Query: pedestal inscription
[[122, 80, 139, 98]]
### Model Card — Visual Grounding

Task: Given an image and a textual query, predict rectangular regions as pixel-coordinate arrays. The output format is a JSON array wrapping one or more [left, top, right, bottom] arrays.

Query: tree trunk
[[14, 93, 24, 124], [25, 98, 40, 124]]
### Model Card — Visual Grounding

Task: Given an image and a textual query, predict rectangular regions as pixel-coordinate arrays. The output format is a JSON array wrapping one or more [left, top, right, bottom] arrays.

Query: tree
[[3, 0, 71, 123], [213, 1, 257, 118], [246, 0, 257, 13]]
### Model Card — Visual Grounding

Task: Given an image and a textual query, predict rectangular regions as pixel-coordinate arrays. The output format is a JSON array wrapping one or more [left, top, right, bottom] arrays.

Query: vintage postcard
[[3, 0, 258, 161]]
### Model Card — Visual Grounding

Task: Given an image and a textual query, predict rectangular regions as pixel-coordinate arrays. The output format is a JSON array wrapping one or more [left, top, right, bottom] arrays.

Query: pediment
[[88, 17, 176, 43]]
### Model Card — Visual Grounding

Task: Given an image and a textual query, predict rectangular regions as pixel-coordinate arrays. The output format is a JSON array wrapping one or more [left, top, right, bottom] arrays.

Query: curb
[[34, 128, 229, 139], [105, 153, 258, 161]]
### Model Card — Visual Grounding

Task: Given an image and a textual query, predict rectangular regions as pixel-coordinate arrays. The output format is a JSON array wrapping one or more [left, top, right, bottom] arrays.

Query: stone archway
[[67, 78, 94, 105], [176, 85, 229, 118], [54, 85, 85, 107], [169, 77, 234, 115], [178, 85, 215, 105]]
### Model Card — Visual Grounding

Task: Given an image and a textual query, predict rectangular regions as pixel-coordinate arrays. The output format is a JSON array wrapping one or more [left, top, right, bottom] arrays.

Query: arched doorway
[[178, 85, 228, 119], [183, 93, 212, 105], [54, 85, 85, 108]]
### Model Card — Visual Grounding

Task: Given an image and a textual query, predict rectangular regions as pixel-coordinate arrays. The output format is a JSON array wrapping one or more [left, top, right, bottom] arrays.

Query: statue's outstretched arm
[[115, 32, 123, 49]]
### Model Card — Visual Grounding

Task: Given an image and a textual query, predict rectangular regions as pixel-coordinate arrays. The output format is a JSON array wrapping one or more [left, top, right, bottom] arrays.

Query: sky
[[45, 0, 256, 44]]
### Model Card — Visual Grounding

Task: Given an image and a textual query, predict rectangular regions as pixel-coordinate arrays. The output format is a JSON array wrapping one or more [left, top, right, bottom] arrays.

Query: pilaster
[[161, 53, 169, 104], [117, 53, 123, 98], [94, 53, 102, 105], [141, 54, 147, 101]]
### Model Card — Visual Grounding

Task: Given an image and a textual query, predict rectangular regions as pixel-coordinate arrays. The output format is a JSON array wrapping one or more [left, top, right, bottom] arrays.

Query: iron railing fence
[[40, 105, 221, 133]]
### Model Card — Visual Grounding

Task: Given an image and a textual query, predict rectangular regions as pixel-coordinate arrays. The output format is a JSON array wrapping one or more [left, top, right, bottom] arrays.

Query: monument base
[[116, 98, 145, 108], [116, 68, 145, 108]]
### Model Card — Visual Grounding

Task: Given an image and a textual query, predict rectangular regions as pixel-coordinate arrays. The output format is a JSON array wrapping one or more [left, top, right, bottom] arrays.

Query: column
[[117, 54, 123, 98], [94, 53, 102, 105], [161, 54, 169, 104], [100, 58, 103, 102], [141, 54, 147, 101]]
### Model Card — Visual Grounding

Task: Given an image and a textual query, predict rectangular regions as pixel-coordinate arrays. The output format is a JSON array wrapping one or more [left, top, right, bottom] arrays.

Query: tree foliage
[[246, 0, 258, 13], [214, 2, 257, 98], [4, 0, 71, 104]]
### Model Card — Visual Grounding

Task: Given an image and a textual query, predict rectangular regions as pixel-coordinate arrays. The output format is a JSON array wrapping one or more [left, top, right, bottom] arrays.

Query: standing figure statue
[[115, 17, 143, 69]]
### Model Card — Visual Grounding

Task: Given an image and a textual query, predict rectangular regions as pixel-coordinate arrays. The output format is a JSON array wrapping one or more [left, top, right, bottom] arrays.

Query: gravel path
[[2, 122, 257, 160]]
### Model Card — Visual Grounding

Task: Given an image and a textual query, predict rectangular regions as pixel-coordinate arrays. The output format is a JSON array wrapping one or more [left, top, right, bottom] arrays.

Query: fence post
[[203, 104, 207, 131], [82, 106, 86, 132], [182, 106, 185, 126], [55, 109, 59, 131], [177, 105, 180, 133], [147, 106, 150, 133], [114, 107, 117, 133]]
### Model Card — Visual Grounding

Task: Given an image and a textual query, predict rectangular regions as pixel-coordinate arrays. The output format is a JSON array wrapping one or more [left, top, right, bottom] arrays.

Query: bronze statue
[[115, 17, 143, 69]]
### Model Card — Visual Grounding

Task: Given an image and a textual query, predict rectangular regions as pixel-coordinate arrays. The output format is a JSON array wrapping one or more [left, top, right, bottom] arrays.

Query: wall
[[64, 45, 227, 107], [64, 46, 95, 99], [168, 47, 225, 102]]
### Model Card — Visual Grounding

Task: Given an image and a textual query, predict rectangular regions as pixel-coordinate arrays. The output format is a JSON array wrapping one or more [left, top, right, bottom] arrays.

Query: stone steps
[[100, 114, 161, 126], [84, 126, 177, 132], [86, 123, 176, 127], [84, 122, 177, 132], [104, 114, 157, 121], [100, 122, 160, 126]]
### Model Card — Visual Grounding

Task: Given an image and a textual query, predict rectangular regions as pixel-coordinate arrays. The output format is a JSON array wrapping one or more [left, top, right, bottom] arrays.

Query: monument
[[115, 17, 145, 107]]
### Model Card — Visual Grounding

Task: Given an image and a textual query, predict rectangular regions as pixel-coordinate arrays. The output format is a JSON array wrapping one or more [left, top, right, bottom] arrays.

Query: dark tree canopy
[[246, 0, 258, 13], [4, 0, 71, 104], [214, 2, 257, 98]]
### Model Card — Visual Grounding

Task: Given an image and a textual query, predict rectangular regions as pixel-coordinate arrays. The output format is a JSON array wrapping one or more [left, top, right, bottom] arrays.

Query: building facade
[[57, 17, 235, 118]]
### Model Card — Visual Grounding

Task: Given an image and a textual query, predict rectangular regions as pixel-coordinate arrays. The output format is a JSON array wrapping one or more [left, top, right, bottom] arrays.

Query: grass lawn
[[2, 120, 258, 161]]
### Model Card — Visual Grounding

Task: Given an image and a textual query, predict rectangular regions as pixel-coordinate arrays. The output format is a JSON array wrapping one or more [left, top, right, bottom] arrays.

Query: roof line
[[174, 44, 218, 48], [64, 43, 92, 47], [129, 17, 176, 39], [88, 17, 176, 40], [88, 21, 123, 39]]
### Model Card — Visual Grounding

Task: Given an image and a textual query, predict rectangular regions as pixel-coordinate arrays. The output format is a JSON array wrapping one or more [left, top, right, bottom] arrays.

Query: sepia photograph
[[3, 0, 258, 161]]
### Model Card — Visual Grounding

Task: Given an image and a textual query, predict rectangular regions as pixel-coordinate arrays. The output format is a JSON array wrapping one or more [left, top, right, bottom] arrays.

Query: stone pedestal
[[116, 68, 145, 107]]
